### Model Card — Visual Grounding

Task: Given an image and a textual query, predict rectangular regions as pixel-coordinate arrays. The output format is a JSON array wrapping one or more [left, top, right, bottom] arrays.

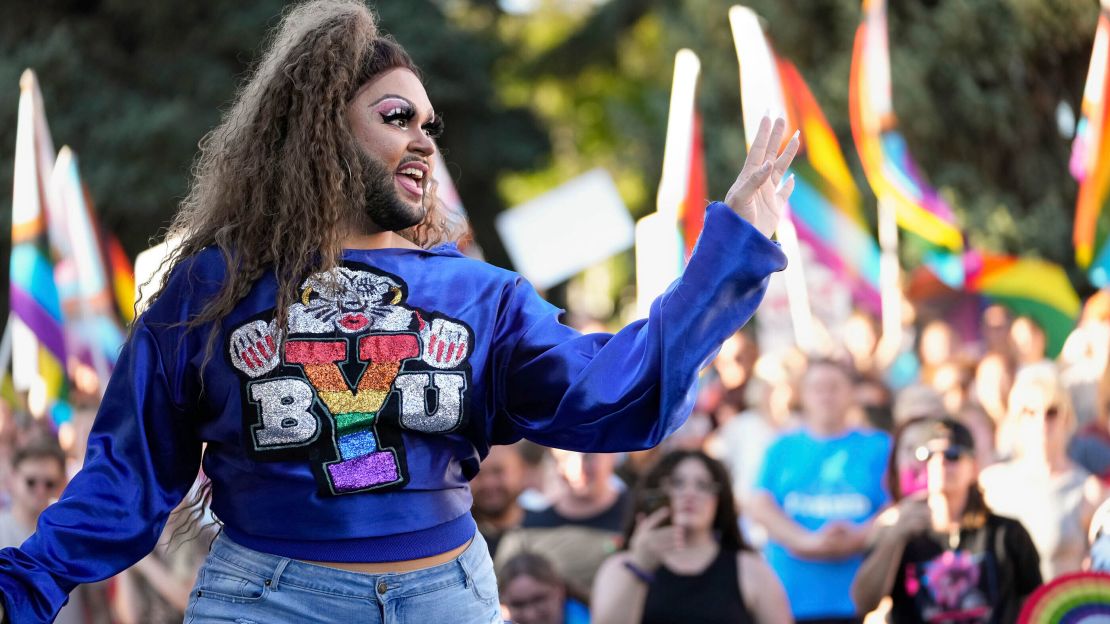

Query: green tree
[[497, 0, 1102, 294], [0, 0, 548, 301]]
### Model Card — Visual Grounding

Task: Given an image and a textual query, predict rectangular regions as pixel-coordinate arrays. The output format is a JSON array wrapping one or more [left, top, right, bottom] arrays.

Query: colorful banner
[[849, 0, 964, 253], [637, 49, 702, 316], [51, 147, 127, 379], [10, 70, 70, 424], [965, 252, 1081, 357], [1072, 5, 1110, 285], [103, 230, 136, 324], [732, 5, 882, 314], [679, 112, 708, 260]]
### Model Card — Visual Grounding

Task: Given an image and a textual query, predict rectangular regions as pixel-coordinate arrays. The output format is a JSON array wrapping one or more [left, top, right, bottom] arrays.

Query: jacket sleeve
[[0, 263, 207, 623], [490, 201, 786, 451]]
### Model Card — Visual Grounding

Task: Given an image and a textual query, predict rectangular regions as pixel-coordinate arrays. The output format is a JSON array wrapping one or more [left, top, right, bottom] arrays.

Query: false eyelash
[[381, 103, 416, 125], [422, 117, 444, 139]]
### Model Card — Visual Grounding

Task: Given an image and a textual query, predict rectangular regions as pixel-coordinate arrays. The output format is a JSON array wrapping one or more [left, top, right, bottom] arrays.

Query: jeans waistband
[[206, 527, 486, 601]]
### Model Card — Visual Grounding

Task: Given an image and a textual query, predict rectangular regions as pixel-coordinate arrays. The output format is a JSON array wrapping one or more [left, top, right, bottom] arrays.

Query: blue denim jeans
[[184, 530, 503, 623]]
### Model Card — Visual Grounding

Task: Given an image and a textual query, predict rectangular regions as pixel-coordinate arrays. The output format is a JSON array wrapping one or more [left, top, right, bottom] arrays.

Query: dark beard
[[359, 151, 425, 232]]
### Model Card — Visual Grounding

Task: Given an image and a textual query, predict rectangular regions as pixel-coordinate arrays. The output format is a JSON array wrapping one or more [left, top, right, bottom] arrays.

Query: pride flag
[[10, 70, 70, 424], [966, 252, 1080, 357], [850, 0, 964, 253], [679, 112, 708, 260], [51, 147, 128, 379], [636, 49, 702, 317], [103, 230, 136, 324], [732, 6, 882, 314], [1071, 3, 1110, 286]]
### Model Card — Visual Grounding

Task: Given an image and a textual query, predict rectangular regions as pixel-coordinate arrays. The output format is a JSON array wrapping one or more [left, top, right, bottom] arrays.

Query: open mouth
[[338, 314, 370, 331], [394, 161, 427, 198]]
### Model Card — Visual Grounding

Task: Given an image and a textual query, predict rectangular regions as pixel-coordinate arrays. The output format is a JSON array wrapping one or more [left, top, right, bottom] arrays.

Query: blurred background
[[4, 1, 1110, 622], [2, 0, 1103, 313]]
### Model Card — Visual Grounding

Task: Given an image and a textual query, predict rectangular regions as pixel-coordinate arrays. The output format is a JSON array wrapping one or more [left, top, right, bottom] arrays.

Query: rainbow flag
[[1018, 572, 1110, 624], [10, 70, 70, 424], [679, 112, 708, 260], [1071, 5, 1110, 286], [965, 252, 1080, 357], [732, 6, 882, 313], [850, 0, 964, 253], [51, 147, 127, 376], [102, 230, 136, 324], [637, 49, 701, 317]]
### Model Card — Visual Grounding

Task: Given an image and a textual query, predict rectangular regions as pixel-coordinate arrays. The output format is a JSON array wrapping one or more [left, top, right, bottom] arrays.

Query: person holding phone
[[591, 450, 790, 624], [852, 418, 1042, 623]]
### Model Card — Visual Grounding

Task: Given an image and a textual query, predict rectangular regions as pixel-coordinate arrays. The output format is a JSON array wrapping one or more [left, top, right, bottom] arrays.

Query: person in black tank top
[[642, 545, 750, 624], [591, 450, 792, 624]]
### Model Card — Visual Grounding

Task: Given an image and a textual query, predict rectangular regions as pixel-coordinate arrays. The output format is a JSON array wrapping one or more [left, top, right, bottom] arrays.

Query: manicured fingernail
[[791, 129, 800, 142]]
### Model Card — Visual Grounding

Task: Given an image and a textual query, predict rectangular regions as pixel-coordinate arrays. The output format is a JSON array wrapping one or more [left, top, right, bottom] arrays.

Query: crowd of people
[[0, 290, 1107, 623], [475, 294, 1110, 623], [0, 401, 213, 623]]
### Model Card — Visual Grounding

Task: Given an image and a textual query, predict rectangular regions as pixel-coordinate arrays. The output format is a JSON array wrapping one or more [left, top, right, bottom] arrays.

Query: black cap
[[914, 418, 976, 462]]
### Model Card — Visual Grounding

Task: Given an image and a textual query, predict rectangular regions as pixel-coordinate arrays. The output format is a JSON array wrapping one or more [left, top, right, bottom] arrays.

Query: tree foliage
[[0, 0, 548, 275], [494, 0, 1102, 293], [0, 0, 1104, 309]]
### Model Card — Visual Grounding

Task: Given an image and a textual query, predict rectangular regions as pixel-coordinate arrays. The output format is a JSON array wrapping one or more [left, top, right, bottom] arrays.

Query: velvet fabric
[[0, 202, 785, 622]]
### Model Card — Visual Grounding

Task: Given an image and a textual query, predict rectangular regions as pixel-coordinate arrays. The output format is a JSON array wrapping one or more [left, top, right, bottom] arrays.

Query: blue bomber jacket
[[0, 202, 785, 622]]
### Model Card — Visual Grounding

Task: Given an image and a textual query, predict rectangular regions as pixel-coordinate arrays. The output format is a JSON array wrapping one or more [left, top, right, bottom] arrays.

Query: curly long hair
[[623, 449, 749, 553], [144, 0, 464, 362]]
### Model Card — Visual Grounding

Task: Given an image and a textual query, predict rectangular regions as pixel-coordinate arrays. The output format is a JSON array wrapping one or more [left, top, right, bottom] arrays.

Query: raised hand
[[724, 115, 800, 238], [627, 507, 684, 571]]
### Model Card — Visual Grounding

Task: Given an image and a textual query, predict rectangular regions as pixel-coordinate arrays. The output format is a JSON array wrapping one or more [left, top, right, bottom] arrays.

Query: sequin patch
[[338, 428, 379, 459], [230, 264, 473, 495], [248, 378, 320, 448], [396, 372, 466, 433], [360, 362, 403, 391], [317, 389, 389, 415], [360, 334, 420, 363], [285, 340, 346, 366], [335, 412, 376, 435], [328, 452, 400, 491]]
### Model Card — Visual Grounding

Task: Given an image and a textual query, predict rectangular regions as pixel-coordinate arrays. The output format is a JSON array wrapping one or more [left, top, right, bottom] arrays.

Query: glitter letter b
[[249, 378, 320, 448]]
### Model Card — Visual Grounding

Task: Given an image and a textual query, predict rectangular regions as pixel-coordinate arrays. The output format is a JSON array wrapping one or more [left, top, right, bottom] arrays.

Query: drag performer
[[0, 1, 798, 621]]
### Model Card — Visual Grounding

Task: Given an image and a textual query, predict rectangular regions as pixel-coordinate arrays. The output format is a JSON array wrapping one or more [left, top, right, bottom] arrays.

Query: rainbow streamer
[[1019, 571, 1110, 623], [733, 7, 882, 313], [10, 70, 70, 424], [850, 0, 964, 253], [679, 112, 708, 261], [1072, 6, 1110, 285], [51, 147, 127, 375], [637, 49, 701, 317], [103, 231, 136, 324], [1091, 243, 1110, 287], [965, 252, 1080, 358]]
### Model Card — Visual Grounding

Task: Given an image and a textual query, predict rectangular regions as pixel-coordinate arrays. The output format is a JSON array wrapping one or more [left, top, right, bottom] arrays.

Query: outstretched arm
[[0, 259, 211, 624], [489, 117, 798, 451]]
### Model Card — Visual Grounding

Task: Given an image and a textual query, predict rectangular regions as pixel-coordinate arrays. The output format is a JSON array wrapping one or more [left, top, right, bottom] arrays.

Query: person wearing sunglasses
[[852, 417, 1042, 623], [0, 439, 91, 624], [979, 363, 1106, 581]]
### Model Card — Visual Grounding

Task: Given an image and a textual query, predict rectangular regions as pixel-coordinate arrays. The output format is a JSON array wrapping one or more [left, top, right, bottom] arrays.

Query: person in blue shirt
[[0, 1, 799, 622], [748, 358, 892, 623]]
